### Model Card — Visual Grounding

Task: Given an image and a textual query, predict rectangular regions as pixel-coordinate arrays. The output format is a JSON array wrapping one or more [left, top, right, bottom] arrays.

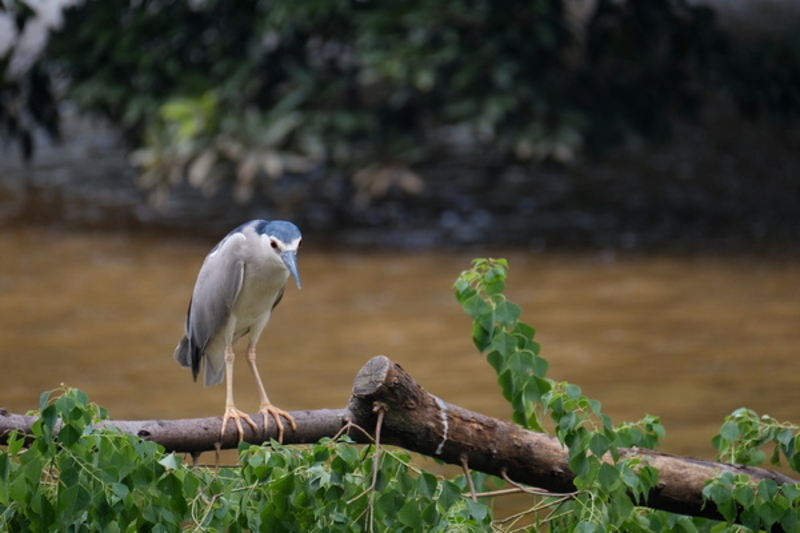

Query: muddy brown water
[[1, 226, 799, 465]]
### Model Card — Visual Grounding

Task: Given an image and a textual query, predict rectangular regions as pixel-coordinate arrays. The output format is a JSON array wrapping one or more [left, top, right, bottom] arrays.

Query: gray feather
[[180, 231, 247, 386], [173, 335, 191, 368]]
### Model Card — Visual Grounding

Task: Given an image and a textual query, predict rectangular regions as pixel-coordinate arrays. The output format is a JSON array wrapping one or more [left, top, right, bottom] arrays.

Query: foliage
[[703, 408, 800, 530], [713, 408, 800, 470], [0, 388, 490, 532], [18, 0, 791, 203], [702, 473, 800, 532], [455, 257, 800, 532], [1, 260, 799, 532], [3, 0, 799, 205]]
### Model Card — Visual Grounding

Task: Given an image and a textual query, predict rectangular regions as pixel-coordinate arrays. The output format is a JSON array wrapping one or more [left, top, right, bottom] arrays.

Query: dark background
[[1, 0, 799, 251]]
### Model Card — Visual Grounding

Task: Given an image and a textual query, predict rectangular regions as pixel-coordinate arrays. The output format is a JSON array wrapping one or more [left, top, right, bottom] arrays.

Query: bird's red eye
[[270, 240, 279, 249]]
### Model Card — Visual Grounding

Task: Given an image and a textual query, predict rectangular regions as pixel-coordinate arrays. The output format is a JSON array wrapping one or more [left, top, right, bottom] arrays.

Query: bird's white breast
[[230, 235, 289, 333]]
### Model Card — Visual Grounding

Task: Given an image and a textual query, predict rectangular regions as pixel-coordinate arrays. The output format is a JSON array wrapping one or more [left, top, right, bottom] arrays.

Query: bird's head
[[262, 220, 303, 289]]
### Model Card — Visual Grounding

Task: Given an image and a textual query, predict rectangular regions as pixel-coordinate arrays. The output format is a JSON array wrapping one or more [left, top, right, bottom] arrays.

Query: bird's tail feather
[[203, 355, 225, 387], [176, 336, 225, 386], [174, 337, 192, 369]]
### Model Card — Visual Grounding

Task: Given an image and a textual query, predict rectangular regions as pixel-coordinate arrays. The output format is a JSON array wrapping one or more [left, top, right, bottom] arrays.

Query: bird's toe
[[221, 405, 258, 441], [259, 404, 296, 443]]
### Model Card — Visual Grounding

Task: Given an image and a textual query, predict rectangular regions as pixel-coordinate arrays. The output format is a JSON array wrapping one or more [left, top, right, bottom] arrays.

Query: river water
[[1, 225, 798, 463]]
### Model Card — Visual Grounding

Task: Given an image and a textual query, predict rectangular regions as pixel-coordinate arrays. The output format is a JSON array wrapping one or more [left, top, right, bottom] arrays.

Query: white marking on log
[[433, 395, 449, 455]]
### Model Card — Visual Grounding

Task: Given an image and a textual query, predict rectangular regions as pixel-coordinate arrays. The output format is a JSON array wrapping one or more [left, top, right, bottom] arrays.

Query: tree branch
[[1, 355, 796, 528]]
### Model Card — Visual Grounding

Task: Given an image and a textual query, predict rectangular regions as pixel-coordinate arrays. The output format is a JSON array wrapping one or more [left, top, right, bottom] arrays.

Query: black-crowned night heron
[[174, 219, 302, 441]]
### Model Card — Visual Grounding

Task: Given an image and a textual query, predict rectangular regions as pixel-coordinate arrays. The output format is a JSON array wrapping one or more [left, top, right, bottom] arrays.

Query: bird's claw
[[259, 404, 297, 443], [221, 405, 258, 441]]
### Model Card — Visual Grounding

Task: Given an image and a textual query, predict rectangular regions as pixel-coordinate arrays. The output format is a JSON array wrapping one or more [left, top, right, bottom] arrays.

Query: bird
[[174, 219, 302, 442]]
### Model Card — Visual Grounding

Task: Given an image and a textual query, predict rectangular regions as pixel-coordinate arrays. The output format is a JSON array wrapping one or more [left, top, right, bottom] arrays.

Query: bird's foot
[[221, 405, 258, 441], [259, 403, 297, 443]]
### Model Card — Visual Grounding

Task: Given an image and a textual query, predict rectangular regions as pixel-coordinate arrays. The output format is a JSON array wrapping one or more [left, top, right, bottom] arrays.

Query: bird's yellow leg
[[246, 345, 297, 443], [222, 346, 258, 441]]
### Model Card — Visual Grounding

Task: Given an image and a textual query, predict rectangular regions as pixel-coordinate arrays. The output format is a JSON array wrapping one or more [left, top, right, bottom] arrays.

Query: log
[[347, 356, 798, 526], [1, 355, 797, 529], [0, 408, 358, 453]]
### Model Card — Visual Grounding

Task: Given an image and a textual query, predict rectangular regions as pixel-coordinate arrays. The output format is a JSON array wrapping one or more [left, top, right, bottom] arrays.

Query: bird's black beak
[[281, 251, 302, 289]]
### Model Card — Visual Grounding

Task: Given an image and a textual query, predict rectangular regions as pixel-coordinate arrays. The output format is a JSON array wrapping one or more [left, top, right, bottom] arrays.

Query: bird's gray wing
[[181, 233, 246, 382], [271, 285, 285, 310]]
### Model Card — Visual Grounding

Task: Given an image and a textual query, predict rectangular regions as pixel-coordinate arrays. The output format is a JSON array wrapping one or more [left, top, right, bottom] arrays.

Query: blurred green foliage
[[2, 0, 799, 200]]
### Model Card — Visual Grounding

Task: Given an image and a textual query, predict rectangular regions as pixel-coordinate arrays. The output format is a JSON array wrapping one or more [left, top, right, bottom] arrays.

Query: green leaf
[[57, 424, 81, 447], [565, 383, 582, 400], [397, 499, 425, 529], [0, 453, 9, 504], [472, 323, 492, 352], [110, 483, 130, 503], [781, 483, 800, 501], [588, 433, 611, 457], [461, 294, 490, 320], [574, 520, 597, 533], [719, 421, 740, 442], [39, 404, 58, 437], [481, 272, 506, 296], [703, 481, 736, 522], [494, 300, 521, 327], [781, 514, 799, 533], [733, 484, 755, 507], [437, 480, 463, 509], [757, 478, 778, 500], [758, 499, 785, 529], [464, 498, 489, 521], [39, 390, 53, 411], [158, 453, 181, 471], [532, 355, 549, 377], [58, 484, 91, 517], [776, 428, 794, 446], [417, 472, 438, 499], [621, 466, 642, 500], [54, 394, 77, 417], [6, 431, 25, 456], [598, 462, 620, 489], [569, 453, 591, 481], [72, 389, 90, 408], [453, 279, 473, 301], [488, 331, 517, 356], [507, 349, 536, 378], [485, 350, 504, 374], [639, 466, 660, 493], [512, 322, 536, 342], [742, 448, 767, 466], [9, 470, 31, 508], [531, 376, 552, 399]]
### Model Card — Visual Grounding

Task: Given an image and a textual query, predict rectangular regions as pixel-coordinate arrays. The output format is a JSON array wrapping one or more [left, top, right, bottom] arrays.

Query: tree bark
[[1, 355, 796, 529]]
